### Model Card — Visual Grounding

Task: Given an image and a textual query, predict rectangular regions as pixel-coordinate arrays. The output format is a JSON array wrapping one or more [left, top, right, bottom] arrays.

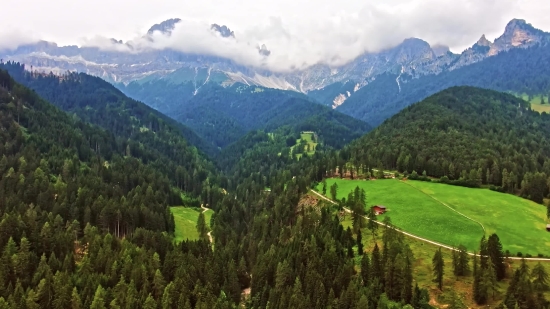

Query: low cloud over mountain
[[3, 0, 547, 72]]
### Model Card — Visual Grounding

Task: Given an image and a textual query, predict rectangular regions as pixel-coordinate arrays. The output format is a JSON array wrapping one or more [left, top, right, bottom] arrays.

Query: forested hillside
[[173, 83, 371, 148], [0, 62, 217, 156], [121, 80, 371, 149], [339, 43, 550, 125], [0, 69, 435, 308], [341, 86, 550, 203]]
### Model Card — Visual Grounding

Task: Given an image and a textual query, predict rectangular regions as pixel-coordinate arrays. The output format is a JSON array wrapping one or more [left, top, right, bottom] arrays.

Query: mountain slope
[[344, 86, 550, 202], [169, 83, 371, 148], [339, 42, 550, 125], [0, 69, 183, 233], [0, 62, 223, 205]]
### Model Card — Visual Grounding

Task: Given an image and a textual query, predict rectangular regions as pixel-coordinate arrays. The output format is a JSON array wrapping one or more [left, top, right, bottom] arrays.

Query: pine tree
[[532, 263, 549, 292], [487, 233, 506, 280], [161, 282, 175, 309], [330, 183, 338, 201], [90, 285, 106, 309], [484, 259, 498, 300], [356, 229, 364, 255], [432, 248, 444, 290], [371, 243, 383, 287], [143, 294, 157, 309], [196, 212, 208, 241], [360, 254, 370, 286], [70, 287, 82, 309], [453, 245, 470, 277]]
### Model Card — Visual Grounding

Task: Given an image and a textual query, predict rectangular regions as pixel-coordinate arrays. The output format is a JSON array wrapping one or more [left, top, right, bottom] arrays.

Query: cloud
[[2, 0, 543, 72], [0, 28, 39, 51]]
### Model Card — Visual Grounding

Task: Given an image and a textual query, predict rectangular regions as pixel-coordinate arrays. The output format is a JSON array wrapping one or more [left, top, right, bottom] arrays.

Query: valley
[[2, 7, 550, 309]]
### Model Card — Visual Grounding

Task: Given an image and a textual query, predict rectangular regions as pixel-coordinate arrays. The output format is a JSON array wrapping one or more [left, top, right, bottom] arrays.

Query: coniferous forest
[[1, 63, 550, 309]]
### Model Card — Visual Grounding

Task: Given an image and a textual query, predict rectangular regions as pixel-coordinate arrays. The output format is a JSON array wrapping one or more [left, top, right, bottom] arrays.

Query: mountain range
[[1, 18, 547, 94], [1, 18, 550, 130]]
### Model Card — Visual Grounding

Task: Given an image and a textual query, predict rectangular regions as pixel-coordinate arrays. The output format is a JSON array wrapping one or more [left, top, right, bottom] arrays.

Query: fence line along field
[[169, 206, 213, 242], [317, 178, 550, 256]]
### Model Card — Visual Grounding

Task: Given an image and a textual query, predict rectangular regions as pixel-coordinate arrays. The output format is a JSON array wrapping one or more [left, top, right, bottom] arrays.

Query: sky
[[1, 0, 549, 72]]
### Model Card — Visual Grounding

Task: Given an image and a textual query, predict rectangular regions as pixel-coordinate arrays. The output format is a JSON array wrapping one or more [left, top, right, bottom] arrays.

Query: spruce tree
[[487, 233, 506, 280], [360, 254, 370, 286], [90, 285, 106, 309], [196, 212, 208, 241], [532, 263, 549, 292], [356, 229, 364, 255], [432, 248, 444, 290]]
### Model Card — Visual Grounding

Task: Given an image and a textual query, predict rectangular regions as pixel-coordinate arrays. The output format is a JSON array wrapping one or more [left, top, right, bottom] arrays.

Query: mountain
[[0, 62, 225, 207], [161, 82, 371, 148], [1, 19, 546, 96], [336, 41, 550, 126], [147, 18, 181, 35], [0, 69, 185, 233], [0, 67, 437, 309], [343, 86, 550, 203]]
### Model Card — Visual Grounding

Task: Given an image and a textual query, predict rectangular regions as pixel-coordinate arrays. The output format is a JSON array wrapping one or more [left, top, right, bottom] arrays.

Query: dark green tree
[[432, 248, 444, 290]]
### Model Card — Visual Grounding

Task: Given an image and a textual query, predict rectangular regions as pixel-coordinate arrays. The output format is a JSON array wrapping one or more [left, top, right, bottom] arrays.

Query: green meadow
[[291, 132, 318, 159], [169, 207, 213, 242], [317, 178, 550, 255]]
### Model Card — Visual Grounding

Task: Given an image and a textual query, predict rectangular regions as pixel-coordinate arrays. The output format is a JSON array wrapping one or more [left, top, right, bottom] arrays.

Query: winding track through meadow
[[309, 189, 550, 261]]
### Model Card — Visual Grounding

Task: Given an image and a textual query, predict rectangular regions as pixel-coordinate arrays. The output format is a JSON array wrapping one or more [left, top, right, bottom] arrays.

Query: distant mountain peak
[[211, 24, 235, 38], [504, 19, 530, 33], [147, 18, 182, 36], [258, 44, 271, 56], [476, 34, 492, 47], [491, 18, 547, 54]]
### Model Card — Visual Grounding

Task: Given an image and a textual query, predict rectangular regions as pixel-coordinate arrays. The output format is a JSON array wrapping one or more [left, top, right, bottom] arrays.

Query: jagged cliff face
[[0, 19, 548, 94]]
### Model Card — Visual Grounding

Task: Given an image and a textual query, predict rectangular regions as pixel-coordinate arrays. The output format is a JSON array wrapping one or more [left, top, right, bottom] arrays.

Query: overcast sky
[[1, 0, 549, 71]]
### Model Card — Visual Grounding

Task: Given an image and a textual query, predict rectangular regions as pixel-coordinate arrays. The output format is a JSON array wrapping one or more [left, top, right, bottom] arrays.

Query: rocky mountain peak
[[147, 18, 182, 36], [211, 24, 235, 38], [504, 19, 530, 34], [389, 38, 435, 63], [258, 44, 271, 56], [490, 18, 546, 54], [476, 34, 492, 47]]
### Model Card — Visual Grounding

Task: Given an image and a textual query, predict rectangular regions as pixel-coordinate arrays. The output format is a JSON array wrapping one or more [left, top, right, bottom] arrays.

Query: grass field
[[170, 207, 213, 242], [291, 132, 318, 159], [317, 178, 550, 255], [518, 93, 550, 113]]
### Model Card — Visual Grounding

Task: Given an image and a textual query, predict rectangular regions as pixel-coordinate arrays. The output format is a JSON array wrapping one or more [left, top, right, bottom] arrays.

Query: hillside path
[[201, 205, 213, 244], [309, 189, 550, 261], [399, 180, 486, 233]]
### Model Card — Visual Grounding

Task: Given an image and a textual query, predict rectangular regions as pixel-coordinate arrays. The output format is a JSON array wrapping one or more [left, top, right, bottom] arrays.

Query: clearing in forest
[[170, 206, 213, 242], [317, 178, 550, 255], [290, 132, 318, 159], [518, 93, 550, 113]]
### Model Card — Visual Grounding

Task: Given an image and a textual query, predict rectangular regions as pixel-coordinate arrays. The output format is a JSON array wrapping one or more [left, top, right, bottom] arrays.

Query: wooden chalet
[[372, 205, 387, 215]]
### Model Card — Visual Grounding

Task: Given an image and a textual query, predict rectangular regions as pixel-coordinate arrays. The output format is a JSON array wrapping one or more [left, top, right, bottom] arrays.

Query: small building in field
[[372, 205, 387, 215], [546, 224, 550, 232]]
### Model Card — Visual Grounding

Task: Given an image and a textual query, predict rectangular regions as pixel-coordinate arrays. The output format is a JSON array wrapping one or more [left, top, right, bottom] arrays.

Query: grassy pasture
[[170, 207, 213, 242], [317, 178, 550, 255], [518, 93, 550, 113], [291, 132, 318, 159]]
